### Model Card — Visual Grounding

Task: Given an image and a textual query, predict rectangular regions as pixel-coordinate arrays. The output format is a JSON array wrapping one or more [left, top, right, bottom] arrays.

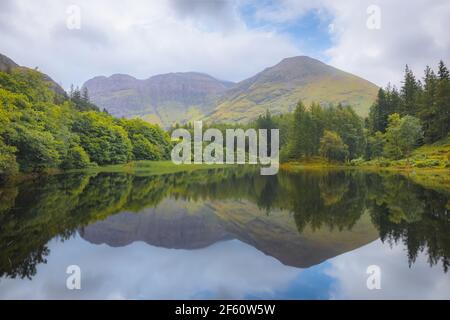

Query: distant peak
[[109, 74, 138, 81], [150, 71, 218, 80], [278, 55, 324, 65], [0, 53, 19, 72]]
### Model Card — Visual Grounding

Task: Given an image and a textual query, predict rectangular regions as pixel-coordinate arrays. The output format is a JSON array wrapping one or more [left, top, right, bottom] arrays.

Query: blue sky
[[240, 2, 334, 62]]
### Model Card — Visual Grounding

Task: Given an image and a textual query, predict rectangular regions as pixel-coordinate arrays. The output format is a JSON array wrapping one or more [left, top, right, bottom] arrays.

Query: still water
[[0, 168, 449, 299]]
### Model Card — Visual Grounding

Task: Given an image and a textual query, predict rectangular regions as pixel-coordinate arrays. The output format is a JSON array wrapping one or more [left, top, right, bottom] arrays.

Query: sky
[[0, 0, 449, 89], [1, 236, 449, 299]]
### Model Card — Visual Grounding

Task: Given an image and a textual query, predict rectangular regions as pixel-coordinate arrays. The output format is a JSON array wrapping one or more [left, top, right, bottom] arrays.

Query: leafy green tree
[[319, 130, 349, 162], [130, 134, 162, 160], [0, 138, 18, 179], [118, 118, 172, 160], [0, 68, 174, 178], [365, 131, 384, 159], [384, 114, 423, 160], [72, 112, 132, 165], [61, 144, 91, 169], [13, 126, 62, 171], [326, 104, 365, 159]]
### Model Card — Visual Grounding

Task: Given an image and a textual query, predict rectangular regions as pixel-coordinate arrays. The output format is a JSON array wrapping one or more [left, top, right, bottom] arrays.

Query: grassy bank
[[353, 137, 449, 170], [68, 160, 230, 176], [281, 138, 450, 192], [281, 160, 449, 194]]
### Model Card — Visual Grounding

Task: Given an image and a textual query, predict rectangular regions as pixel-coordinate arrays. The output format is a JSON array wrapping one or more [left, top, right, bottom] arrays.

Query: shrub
[[130, 134, 162, 161], [350, 157, 365, 166], [414, 159, 442, 168], [61, 145, 91, 169], [0, 139, 18, 179], [319, 130, 349, 162]]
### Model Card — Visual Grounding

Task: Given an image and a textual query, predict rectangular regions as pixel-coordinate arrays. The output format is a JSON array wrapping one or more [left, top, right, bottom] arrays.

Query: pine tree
[[435, 61, 450, 140], [418, 66, 438, 143], [386, 85, 402, 115], [368, 88, 389, 133], [69, 84, 75, 99], [400, 65, 421, 116], [82, 87, 89, 102], [287, 101, 318, 158]]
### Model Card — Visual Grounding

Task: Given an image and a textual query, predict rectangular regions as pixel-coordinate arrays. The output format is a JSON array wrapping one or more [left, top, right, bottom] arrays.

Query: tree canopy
[[0, 69, 172, 180]]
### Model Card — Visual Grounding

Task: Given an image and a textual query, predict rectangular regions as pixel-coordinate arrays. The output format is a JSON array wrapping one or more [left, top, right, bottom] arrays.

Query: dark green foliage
[[2, 169, 448, 278], [286, 101, 321, 158], [0, 69, 173, 178], [0, 138, 18, 179], [383, 114, 423, 159], [118, 118, 172, 160], [400, 65, 421, 116], [61, 144, 91, 169], [368, 61, 449, 148], [283, 101, 365, 162], [69, 86, 99, 111], [365, 131, 384, 159], [129, 134, 162, 160], [319, 130, 349, 161], [72, 112, 132, 165], [435, 61, 450, 140]]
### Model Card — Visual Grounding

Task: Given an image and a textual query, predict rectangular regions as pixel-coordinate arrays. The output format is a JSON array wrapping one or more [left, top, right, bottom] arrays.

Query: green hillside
[[83, 56, 378, 127], [206, 56, 379, 123]]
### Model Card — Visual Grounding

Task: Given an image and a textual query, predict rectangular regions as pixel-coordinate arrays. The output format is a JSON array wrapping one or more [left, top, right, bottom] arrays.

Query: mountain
[[206, 56, 379, 123], [83, 56, 379, 126], [0, 53, 19, 72], [83, 72, 234, 127], [0, 53, 66, 97], [80, 198, 379, 268]]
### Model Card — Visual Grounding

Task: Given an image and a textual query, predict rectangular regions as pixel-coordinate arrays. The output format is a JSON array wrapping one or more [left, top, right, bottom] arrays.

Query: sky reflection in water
[[0, 169, 449, 299]]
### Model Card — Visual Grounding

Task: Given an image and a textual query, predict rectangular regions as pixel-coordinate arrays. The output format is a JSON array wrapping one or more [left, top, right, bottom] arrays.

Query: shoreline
[[2, 160, 449, 186]]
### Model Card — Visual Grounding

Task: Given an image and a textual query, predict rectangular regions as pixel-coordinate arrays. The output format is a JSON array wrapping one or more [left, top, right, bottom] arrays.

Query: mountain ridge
[[81, 56, 379, 126], [0, 53, 66, 97], [206, 56, 379, 123], [83, 71, 234, 126]]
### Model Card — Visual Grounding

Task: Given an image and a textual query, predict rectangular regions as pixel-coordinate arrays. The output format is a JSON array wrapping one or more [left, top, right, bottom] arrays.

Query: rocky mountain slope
[[207, 56, 379, 123], [0, 53, 66, 97], [83, 56, 379, 127], [83, 72, 234, 126], [80, 198, 378, 268]]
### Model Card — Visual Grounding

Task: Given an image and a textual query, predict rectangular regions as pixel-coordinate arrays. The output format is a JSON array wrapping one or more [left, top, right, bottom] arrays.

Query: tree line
[[365, 61, 449, 160], [252, 60, 449, 163], [0, 69, 172, 180], [1, 168, 448, 278]]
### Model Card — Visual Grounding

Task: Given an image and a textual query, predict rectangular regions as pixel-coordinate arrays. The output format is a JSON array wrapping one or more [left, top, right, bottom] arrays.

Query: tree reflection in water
[[0, 168, 448, 279]]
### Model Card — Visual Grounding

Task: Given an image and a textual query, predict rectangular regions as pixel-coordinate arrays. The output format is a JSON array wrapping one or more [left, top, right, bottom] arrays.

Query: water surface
[[0, 168, 449, 299]]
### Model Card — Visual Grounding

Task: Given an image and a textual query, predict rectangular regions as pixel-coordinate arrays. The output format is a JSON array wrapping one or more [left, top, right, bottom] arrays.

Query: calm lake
[[0, 168, 449, 299]]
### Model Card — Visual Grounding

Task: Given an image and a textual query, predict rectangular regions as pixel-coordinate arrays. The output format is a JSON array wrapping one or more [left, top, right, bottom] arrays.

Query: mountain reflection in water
[[0, 168, 448, 299]]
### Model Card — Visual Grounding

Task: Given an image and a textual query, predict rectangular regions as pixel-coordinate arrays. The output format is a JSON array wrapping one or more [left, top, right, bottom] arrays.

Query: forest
[[1, 61, 449, 181], [251, 60, 450, 165], [172, 61, 449, 167], [0, 68, 172, 181]]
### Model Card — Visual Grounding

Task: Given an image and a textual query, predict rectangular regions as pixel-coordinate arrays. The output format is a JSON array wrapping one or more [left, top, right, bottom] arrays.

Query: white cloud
[[0, 237, 299, 299], [0, 0, 448, 90], [0, 0, 299, 89], [252, 0, 450, 87], [324, 0, 450, 87], [326, 240, 450, 299]]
